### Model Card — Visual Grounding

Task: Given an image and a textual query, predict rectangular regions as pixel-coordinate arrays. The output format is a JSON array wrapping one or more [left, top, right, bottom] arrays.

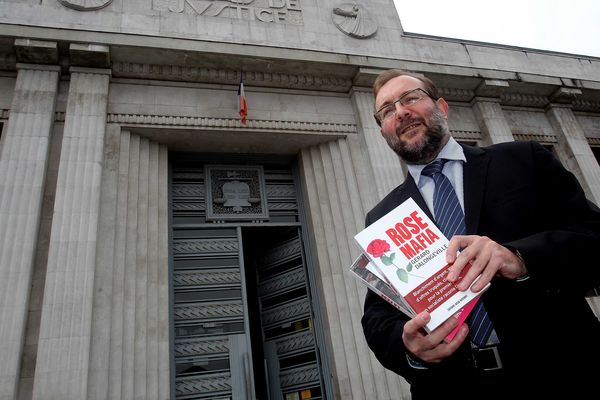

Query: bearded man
[[361, 69, 600, 399]]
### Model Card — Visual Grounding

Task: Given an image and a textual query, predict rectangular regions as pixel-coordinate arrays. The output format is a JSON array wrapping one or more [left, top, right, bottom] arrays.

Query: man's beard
[[384, 107, 449, 164]]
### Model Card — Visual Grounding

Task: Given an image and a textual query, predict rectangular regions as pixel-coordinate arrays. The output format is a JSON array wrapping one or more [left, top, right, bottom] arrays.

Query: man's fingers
[[408, 314, 459, 355], [426, 313, 459, 345], [404, 311, 430, 337], [455, 254, 489, 290], [419, 323, 469, 363], [446, 235, 477, 282], [446, 235, 469, 264]]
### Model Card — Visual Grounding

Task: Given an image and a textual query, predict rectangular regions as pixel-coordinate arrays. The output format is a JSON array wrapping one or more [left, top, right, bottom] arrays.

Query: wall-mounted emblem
[[332, 3, 378, 39], [205, 165, 269, 220], [57, 0, 113, 11]]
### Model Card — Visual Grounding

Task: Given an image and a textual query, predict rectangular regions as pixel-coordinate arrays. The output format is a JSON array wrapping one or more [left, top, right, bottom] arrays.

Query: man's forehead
[[376, 75, 424, 106]]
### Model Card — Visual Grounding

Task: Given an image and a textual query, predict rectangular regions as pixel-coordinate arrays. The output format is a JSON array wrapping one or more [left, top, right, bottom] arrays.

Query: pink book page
[[444, 295, 479, 342]]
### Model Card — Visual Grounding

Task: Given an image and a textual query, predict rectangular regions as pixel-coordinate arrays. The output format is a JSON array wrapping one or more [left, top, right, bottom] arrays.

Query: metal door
[[172, 226, 254, 399], [246, 229, 324, 400], [170, 158, 330, 400]]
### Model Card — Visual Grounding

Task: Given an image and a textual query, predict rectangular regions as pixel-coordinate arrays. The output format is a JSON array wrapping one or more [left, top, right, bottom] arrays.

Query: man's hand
[[402, 311, 469, 363], [446, 235, 528, 292]]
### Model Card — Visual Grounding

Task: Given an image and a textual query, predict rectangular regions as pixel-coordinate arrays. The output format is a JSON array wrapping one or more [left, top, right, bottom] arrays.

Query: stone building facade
[[0, 1, 599, 399]]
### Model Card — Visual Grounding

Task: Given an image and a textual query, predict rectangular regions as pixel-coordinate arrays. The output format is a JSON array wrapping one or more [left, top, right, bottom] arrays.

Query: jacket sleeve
[[361, 288, 418, 381], [504, 142, 600, 293]]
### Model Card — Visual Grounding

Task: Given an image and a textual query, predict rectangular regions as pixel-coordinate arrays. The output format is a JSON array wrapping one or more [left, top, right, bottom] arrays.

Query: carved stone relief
[[57, 0, 113, 11], [332, 3, 377, 39], [205, 165, 269, 220]]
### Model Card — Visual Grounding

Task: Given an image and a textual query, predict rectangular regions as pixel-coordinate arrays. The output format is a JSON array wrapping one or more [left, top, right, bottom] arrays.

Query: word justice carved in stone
[[155, 0, 303, 24]]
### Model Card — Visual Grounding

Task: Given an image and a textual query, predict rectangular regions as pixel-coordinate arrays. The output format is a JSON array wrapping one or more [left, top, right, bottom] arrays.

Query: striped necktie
[[421, 159, 495, 347]]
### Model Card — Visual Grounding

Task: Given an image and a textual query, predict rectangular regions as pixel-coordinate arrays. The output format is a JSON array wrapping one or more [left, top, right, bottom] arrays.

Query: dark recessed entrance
[[169, 154, 330, 400]]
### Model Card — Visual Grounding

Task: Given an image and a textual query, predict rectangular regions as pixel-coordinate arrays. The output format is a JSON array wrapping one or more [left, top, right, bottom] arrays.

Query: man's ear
[[436, 98, 449, 118]]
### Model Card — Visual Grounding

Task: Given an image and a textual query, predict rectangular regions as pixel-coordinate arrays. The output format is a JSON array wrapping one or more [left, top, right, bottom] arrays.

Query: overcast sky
[[393, 0, 600, 58]]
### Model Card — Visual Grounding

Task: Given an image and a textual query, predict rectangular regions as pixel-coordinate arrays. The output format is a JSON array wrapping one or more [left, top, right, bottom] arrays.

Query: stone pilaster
[[546, 104, 600, 203], [472, 97, 515, 145], [350, 88, 405, 201], [299, 137, 410, 400], [87, 129, 170, 400], [32, 67, 110, 399], [0, 63, 59, 400]]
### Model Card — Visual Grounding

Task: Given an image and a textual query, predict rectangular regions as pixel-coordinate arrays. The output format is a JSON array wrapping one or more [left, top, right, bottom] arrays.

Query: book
[[354, 197, 487, 332], [350, 253, 477, 341]]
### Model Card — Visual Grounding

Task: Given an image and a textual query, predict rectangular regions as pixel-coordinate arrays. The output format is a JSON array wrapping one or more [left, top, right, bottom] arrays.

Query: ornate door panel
[[256, 234, 324, 400], [171, 227, 254, 399]]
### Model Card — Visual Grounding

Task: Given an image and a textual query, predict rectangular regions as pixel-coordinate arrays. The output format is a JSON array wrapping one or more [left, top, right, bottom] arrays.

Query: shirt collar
[[407, 136, 466, 184]]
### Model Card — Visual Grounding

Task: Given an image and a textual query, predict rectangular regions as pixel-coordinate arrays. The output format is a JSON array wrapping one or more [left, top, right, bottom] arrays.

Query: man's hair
[[372, 69, 440, 100]]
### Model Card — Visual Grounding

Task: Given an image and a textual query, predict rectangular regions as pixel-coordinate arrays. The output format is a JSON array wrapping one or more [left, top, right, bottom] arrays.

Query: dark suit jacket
[[361, 141, 600, 397]]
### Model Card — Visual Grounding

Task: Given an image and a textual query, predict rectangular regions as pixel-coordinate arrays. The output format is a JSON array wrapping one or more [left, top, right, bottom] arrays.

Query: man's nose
[[393, 102, 411, 119]]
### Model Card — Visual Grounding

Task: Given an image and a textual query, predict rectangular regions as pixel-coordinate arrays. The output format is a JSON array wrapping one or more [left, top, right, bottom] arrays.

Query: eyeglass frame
[[373, 88, 436, 125]]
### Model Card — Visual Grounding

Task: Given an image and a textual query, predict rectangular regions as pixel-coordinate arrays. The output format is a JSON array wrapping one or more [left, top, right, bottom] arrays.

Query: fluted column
[[32, 67, 110, 399], [299, 136, 411, 400], [0, 63, 59, 400], [472, 97, 515, 145], [547, 104, 600, 203], [351, 88, 405, 201], [87, 129, 170, 400]]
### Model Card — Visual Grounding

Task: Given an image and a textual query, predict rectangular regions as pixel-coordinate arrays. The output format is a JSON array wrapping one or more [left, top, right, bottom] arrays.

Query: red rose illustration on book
[[366, 239, 421, 283]]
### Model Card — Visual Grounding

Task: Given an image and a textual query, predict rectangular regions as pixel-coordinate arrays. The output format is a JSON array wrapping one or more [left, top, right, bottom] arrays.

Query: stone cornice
[[54, 111, 356, 134], [500, 93, 549, 108], [112, 62, 352, 92], [572, 99, 600, 113], [438, 88, 475, 102], [450, 130, 481, 141], [512, 133, 557, 143]]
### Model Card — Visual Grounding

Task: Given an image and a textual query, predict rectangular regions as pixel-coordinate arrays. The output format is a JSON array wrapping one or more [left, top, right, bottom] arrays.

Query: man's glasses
[[374, 88, 434, 124]]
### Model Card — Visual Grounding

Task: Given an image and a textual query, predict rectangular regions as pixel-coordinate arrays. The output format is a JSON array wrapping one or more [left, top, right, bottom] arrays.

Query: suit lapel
[[462, 145, 489, 234], [395, 174, 435, 222]]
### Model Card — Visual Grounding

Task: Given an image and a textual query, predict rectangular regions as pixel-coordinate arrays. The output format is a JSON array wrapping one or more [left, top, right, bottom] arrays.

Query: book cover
[[350, 253, 476, 341], [354, 198, 486, 332]]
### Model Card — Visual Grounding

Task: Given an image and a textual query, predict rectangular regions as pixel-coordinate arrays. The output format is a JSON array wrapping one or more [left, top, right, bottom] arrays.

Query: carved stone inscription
[[154, 0, 303, 25]]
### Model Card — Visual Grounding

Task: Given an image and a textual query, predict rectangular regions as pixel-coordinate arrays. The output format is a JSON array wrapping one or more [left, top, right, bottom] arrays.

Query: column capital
[[550, 87, 583, 104], [470, 96, 502, 106], [545, 102, 573, 111], [352, 67, 385, 88], [14, 39, 58, 65], [69, 66, 112, 76], [16, 63, 61, 73], [475, 79, 509, 97], [349, 86, 372, 95], [69, 43, 111, 69]]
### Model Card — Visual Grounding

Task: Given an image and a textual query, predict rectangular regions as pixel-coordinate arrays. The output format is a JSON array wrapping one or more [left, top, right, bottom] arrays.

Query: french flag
[[238, 74, 248, 125]]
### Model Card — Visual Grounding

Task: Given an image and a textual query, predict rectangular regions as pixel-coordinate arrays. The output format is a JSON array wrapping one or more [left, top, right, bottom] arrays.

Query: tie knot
[[421, 159, 446, 177]]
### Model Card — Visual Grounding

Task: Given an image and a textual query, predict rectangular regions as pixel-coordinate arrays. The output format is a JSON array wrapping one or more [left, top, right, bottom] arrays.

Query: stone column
[[350, 88, 405, 201], [472, 98, 515, 145], [471, 80, 514, 145], [547, 103, 600, 203], [32, 67, 110, 399], [0, 63, 59, 400], [298, 136, 410, 400]]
